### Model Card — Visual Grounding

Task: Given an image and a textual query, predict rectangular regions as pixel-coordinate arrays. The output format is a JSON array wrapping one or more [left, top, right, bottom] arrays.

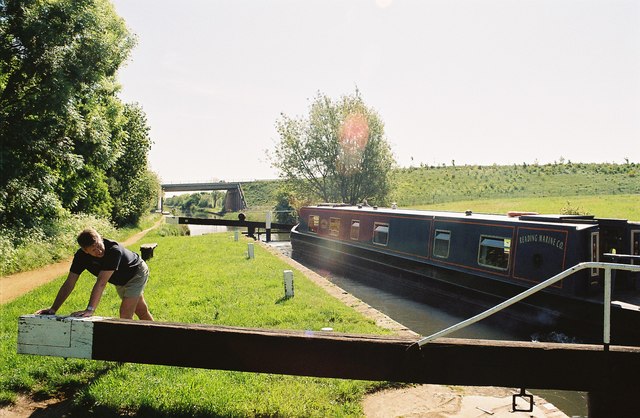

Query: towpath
[[0, 218, 163, 305]]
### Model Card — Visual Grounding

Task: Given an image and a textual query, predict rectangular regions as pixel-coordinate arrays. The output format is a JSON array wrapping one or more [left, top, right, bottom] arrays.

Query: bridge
[[159, 182, 246, 212]]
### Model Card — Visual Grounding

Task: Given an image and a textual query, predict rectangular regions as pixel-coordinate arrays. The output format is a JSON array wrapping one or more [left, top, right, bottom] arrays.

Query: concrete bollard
[[265, 211, 272, 243], [234, 231, 239, 241], [247, 242, 254, 259], [283, 270, 294, 298]]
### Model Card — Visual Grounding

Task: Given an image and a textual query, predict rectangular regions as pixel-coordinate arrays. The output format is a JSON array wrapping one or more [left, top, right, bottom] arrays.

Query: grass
[[1, 231, 390, 416], [411, 194, 640, 221], [391, 162, 639, 206]]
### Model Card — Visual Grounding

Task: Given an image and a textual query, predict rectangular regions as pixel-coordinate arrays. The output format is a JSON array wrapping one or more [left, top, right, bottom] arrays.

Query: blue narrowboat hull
[[291, 205, 640, 345]]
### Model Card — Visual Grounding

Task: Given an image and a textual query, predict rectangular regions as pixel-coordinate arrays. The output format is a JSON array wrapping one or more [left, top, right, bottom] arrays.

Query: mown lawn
[[1, 231, 391, 417]]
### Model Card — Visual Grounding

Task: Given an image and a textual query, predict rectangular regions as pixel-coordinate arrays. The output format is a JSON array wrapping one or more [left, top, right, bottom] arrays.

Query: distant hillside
[[241, 179, 282, 207], [238, 163, 638, 209], [390, 162, 639, 206]]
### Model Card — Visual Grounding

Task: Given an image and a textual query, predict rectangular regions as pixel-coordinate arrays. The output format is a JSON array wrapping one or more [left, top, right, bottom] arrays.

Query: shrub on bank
[[1, 213, 123, 276]]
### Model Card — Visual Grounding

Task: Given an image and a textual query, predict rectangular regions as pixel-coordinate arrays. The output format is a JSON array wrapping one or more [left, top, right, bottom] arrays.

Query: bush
[[0, 213, 118, 276]]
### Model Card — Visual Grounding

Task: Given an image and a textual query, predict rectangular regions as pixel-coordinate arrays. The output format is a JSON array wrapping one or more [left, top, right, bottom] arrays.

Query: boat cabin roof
[[305, 204, 604, 230]]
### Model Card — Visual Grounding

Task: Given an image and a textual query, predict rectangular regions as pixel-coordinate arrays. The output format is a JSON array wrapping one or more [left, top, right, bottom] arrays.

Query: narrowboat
[[291, 204, 640, 345]]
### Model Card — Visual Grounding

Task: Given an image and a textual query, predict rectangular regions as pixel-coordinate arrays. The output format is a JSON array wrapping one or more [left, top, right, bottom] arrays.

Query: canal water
[[183, 221, 588, 416]]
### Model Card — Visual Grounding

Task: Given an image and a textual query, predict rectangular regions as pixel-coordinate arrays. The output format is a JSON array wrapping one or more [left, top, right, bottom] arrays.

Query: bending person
[[36, 228, 153, 320]]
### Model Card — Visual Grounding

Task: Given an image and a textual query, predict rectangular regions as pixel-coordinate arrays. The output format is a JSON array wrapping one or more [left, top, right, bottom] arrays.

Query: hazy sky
[[111, 0, 639, 183]]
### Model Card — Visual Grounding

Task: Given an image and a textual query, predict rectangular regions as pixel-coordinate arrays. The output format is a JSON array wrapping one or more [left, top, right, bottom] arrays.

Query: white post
[[247, 242, 254, 259], [265, 211, 272, 243], [234, 231, 239, 241], [603, 266, 612, 345], [265, 211, 272, 229], [283, 270, 294, 298]]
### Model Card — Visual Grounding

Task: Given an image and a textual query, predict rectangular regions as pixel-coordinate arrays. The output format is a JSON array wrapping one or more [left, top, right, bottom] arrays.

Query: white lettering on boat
[[518, 234, 564, 250]]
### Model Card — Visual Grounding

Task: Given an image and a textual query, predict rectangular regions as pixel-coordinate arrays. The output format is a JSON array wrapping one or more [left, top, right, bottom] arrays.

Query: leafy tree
[[0, 0, 157, 229], [273, 189, 298, 225], [271, 90, 395, 205], [108, 103, 157, 226]]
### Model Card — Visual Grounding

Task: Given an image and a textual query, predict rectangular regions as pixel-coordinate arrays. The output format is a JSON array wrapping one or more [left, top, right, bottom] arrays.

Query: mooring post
[[247, 242, 254, 259], [283, 270, 294, 298], [265, 211, 272, 243]]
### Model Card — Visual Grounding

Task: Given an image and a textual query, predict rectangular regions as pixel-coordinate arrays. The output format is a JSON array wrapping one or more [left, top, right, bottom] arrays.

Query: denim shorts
[[116, 261, 149, 299]]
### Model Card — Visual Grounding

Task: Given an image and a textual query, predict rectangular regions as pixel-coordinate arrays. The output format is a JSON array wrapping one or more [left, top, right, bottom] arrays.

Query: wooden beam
[[18, 315, 640, 392], [177, 217, 294, 231]]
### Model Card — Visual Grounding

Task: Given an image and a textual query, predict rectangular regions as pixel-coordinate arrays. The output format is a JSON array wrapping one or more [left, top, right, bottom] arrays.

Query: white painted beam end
[[17, 315, 103, 359]]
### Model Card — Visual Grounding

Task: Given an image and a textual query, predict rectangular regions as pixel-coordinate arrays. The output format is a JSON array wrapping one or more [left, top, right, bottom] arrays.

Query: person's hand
[[35, 308, 56, 315], [70, 310, 93, 318]]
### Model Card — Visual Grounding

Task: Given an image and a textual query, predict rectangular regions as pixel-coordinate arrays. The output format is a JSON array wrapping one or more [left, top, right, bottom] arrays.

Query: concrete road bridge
[[159, 182, 247, 212]]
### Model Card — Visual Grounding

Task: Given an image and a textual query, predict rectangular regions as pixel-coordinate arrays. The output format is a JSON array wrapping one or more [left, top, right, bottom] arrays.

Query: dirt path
[[0, 219, 163, 305]]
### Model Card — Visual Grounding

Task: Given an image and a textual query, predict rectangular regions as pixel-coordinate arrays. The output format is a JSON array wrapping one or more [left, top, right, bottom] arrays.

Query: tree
[[0, 0, 157, 229], [107, 103, 157, 226], [273, 188, 298, 225], [271, 90, 395, 205]]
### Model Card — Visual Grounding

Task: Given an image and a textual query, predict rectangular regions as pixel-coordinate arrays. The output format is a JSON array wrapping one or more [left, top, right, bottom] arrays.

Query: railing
[[416, 260, 640, 347]]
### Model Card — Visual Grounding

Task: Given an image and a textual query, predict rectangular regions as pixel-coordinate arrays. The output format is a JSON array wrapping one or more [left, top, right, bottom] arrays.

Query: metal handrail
[[416, 261, 640, 347]]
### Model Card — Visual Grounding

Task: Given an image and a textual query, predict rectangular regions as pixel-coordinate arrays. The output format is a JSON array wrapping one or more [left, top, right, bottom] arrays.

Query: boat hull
[[291, 228, 640, 346]]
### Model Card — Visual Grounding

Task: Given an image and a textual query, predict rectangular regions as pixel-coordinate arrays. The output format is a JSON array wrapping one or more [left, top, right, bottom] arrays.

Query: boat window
[[329, 217, 341, 237], [433, 230, 451, 258], [308, 215, 319, 233], [373, 223, 389, 246], [350, 220, 360, 240], [478, 236, 510, 270]]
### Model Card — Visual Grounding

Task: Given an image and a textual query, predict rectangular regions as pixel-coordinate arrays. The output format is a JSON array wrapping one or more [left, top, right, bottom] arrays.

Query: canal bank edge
[[259, 240, 418, 339], [259, 240, 570, 418]]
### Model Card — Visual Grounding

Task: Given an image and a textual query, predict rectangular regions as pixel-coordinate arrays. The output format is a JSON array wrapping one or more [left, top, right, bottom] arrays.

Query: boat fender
[[507, 211, 539, 217]]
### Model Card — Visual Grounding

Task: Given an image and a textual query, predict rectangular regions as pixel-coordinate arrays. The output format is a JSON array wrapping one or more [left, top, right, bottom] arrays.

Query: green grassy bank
[[412, 194, 640, 221], [1, 230, 392, 417]]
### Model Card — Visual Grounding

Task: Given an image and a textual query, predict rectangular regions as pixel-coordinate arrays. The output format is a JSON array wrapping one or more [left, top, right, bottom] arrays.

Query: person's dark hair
[[77, 228, 101, 248]]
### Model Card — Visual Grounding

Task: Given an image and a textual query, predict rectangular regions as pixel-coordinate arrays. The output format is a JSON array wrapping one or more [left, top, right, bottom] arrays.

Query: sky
[[111, 0, 639, 183]]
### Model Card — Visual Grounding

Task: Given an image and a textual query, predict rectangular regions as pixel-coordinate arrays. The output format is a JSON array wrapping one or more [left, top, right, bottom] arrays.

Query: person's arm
[[35, 272, 80, 315], [71, 270, 114, 317]]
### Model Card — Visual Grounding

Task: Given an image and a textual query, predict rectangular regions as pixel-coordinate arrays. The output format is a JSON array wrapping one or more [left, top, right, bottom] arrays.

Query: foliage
[[0, 233, 388, 415], [273, 187, 298, 224], [0, 212, 159, 276], [0, 0, 158, 231], [164, 192, 224, 214], [108, 104, 158, 226], [271, 90, 396, 205]]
